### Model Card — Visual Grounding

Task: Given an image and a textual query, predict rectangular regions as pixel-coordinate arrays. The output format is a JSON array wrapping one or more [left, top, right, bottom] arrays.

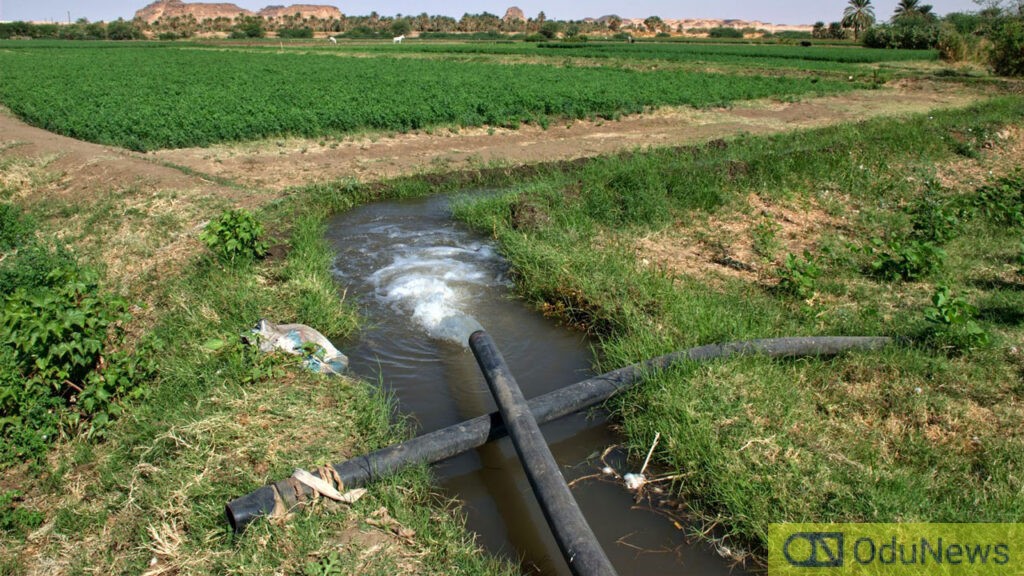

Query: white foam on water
[[368, 232, 505, 346]]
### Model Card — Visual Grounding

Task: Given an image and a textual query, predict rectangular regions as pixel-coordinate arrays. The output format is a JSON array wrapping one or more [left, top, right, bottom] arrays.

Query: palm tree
[[893, 0, 936, 22], [917, 4, 938, 21], [893, 0, 921, 21], [842, 0, 875, 40]]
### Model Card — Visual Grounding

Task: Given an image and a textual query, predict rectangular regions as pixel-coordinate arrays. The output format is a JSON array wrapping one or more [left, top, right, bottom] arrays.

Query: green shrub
[[0, 242, 78, 296], [708, 27, 744, 38], [862, 23, 940, 49], [106, 19, 143, 41], [277, 27, 314, 39], [989, 17, 1024, 76], [776, 251, 821, 299], [868, 238, 946, 281], [229, 16, 265, 39], [924, 285, 990, 352], [1, 256, 157, 464], [199, 208, 268, 263], [936, 24, 968, 62]]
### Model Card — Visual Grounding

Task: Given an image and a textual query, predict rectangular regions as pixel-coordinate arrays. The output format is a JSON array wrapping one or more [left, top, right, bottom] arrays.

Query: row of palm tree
[[841, 0, 939, 40]]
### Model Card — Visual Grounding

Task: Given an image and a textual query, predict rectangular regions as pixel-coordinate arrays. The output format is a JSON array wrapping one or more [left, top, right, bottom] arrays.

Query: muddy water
[[327, 194, 740, 576]]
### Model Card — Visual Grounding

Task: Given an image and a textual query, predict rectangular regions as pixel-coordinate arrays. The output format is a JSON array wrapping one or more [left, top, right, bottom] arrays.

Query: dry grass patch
[[633, 193, 844, 285], [934, 125, 1024, 190]]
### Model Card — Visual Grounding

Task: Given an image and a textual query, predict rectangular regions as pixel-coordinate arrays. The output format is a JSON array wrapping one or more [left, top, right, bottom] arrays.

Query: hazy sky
[[1, 0, 985, 25]]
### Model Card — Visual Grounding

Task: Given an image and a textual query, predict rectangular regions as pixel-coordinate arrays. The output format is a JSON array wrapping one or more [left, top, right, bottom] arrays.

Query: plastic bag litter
[[623, 473, 646, 491], [244, 318, 349, 375]]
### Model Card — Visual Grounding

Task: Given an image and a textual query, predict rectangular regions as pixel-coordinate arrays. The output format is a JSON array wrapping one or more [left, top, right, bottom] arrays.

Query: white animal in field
[[245, 318, 349, 375], [328, 36, 337, 44], [393, 34, 404, 44]]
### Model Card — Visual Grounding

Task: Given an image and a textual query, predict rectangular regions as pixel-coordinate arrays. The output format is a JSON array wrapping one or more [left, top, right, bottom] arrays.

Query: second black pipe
[[225, 336, 891, 532], [470, 330, 618, 576]]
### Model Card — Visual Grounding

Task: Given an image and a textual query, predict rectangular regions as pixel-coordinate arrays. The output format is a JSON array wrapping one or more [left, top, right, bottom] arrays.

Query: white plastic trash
[[245, 318, 349, 375]]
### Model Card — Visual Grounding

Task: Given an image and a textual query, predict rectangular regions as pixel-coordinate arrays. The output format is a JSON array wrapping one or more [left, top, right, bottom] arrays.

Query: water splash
[[368, 234, 506, 346]]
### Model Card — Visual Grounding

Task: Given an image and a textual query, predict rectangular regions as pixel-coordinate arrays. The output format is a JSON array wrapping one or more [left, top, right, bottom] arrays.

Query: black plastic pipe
[[226, 336, 890, 532], [469, 330, 618, 576]]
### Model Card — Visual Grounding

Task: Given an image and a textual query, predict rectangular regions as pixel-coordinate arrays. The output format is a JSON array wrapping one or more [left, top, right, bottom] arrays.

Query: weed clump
[[0, 490, 43, 538], [200, 208, 269, 263], [924, 285, 990, 352], [0, 203, 33, 251], [969, 172, 1024, 227], [776, 251, 821, 299], [0, 207, 155, 464], [910, 192, 967, 244], [867, 238, 946, 281]]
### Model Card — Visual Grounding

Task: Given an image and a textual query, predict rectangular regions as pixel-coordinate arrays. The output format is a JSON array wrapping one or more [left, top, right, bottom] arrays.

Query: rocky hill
[[135, 0, 252, 22], [259, 4, 342, 20], [134, 0, 342, 23], [133, 2, 810, 31], [623, 17, 812, 32], [503, 7, 525, 23]]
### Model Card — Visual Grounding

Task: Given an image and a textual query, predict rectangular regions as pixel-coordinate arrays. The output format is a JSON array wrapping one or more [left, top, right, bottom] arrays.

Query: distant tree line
[[1, 11, 801, 42], [808, 0, 1023, 74], [2, 2, 1021, 75], [0, 18, 143, 40]]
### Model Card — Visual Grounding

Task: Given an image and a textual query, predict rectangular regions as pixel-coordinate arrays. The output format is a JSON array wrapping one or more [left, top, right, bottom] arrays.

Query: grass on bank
[[0, 175, 515, 574], [451, 96, 1024, 559]]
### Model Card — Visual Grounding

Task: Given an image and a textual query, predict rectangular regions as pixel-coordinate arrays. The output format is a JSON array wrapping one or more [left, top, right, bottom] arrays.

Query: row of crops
[[0, 44, 859, 151], [324, 39, 939, 63], [294, 39, 939, 73]]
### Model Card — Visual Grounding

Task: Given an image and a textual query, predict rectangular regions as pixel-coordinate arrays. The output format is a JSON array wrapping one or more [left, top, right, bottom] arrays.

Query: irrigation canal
[[327, 193, 742, 576]]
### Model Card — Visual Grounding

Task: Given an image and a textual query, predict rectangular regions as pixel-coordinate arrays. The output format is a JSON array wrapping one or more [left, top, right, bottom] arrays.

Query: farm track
[[151, 81, 981, 191]]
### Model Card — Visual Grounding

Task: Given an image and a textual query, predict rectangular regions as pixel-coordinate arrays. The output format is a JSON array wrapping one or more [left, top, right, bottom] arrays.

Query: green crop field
[[0, 43, 859, 151], [319, 39, 938, 64], [273, 39, 938, 74]]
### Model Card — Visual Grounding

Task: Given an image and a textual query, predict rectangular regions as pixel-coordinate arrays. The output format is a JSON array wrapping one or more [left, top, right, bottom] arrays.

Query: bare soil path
[[150, 81, 981, 191]]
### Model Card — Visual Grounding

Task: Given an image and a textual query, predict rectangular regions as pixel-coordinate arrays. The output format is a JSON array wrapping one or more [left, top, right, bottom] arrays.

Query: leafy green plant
[[776, 251, 821, 299], [868, 238, 946, 281], [304, 552, 345, 576], [751, 218, 783, 260], [199, 209, 268, 263], [910, 193, 967, 244], [1, 265, 156, 462], [1017, 238, 1024, 275], [969, 172, 1024, 227], [924, 285, 990, 352], [989, 16, 1024, 77], [0, 241, 78, 297]]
